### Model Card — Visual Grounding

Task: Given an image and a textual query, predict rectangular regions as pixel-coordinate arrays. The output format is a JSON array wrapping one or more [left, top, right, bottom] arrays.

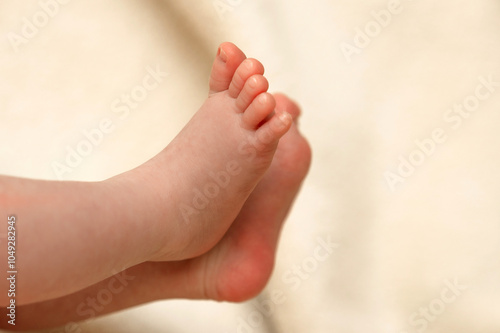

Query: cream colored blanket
[[1, 0, 499, 332]]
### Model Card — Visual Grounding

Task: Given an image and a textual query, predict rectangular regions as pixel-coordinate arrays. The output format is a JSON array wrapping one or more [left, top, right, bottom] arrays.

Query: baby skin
[[0, 43, 311, 330], [130, 44, 293, 261]]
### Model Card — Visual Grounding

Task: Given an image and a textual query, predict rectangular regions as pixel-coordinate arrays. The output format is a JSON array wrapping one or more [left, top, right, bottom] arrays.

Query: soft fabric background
[[1, 0, 499, 332]]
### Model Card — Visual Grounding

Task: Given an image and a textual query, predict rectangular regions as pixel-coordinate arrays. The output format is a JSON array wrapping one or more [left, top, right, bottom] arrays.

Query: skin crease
[[0, 43, 312, 330]]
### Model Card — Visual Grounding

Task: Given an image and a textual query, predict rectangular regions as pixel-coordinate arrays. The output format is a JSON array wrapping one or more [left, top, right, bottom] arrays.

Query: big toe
[[209, 42, 247, 95]]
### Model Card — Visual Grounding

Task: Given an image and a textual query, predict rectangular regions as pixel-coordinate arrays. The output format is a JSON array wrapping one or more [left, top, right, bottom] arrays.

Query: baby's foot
[[11, 94, 311, 332], [124, 43, 293, 261], [184, 93, 312, 302]]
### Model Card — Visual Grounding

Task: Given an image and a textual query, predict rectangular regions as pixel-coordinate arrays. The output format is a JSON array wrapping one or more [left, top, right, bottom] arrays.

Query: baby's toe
[[228, 58, 265, 99], [253, 111, 293, 151], [242, 93, 276, 129], [209, 42, 247, 95], [235, 74, 269, 113]]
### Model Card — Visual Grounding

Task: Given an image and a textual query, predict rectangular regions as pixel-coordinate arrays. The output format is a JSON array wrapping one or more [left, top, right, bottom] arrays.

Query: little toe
[[235, 75, 269, 112], [228, 58, 265, 98], [209, 42, 247, 95], [253, 111, 293, 151], [242, 93, 276, 129]]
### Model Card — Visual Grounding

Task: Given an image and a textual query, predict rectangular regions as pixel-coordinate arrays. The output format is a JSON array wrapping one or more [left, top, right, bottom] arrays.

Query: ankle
[[102, 171, 170, 264]]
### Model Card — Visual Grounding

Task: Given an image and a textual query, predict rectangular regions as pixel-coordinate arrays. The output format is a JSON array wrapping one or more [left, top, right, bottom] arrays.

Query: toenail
[[259, 94, 268, 104], [248, 77, 258, 88], [277, 112, 292, 128], [244, 59, 254, 70], [219, 47, 228, 63]]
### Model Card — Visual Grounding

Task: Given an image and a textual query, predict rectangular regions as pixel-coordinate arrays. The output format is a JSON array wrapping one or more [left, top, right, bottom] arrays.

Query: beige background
[[1, 0, 500, 332]]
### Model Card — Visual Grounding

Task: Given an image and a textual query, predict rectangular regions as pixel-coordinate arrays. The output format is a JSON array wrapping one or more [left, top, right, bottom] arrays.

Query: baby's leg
[[7, 94, 311, 331], [0, 176, 156, 306], [0, 42, 292, 307]]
